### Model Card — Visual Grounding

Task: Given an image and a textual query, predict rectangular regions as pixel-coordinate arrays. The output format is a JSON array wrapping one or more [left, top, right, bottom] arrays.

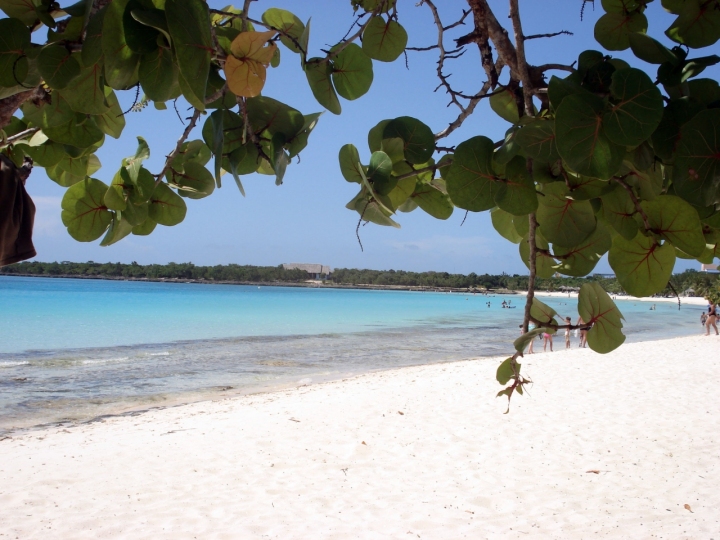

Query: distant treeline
[[1, 261, 717, 295]]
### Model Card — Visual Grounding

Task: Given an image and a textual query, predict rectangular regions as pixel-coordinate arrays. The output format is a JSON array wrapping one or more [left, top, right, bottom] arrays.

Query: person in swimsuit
[[576, 316, 588, 348], [564, 316, 572, 349], [528, 322, 536, 354], [543, 330, 553, 352], [705, 301, 718, 336]]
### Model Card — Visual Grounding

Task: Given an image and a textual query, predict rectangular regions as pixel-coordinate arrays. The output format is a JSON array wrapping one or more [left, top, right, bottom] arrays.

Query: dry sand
[[1, 335, 718, 539], [534, 291, 708, 306]]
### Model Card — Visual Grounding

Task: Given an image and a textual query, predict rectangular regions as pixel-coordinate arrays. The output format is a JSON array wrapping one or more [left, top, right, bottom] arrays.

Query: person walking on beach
[[576, 316, 588, 348], [543, 330, 553, 352], [705, 301, 718, 336], [528, 322, 536, 354], [564, 316, 572, 349]]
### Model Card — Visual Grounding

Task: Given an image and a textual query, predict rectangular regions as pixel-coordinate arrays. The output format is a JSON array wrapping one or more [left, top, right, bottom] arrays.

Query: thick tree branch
[[0, 86, 49, 131]]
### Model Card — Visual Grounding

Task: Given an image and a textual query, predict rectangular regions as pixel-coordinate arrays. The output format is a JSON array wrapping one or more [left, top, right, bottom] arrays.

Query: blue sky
[[24, 0, 717, 274]]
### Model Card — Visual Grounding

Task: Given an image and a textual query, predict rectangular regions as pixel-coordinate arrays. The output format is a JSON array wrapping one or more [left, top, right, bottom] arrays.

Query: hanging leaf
[[169, 161, 215, 199], [331, 43, 373, 100], [578, 282, 626, 353], [603, 68, 664, 147], [362, 15, 407, 62], [553, 222, 612, 276], [494, 156, 538, 216], [246, 96, 304, 140], [412, 182, 454, 220], [148, 182, 187, 226], [628, 32, 677, 64], [304, 58, 341, 115], [514, 328, 547, 353], [601, 184, 639, 240], [641, 195, 706, 257], [594, 11, 648, 50], [57, 61, 109, 116], [261, 8, 305, 54], [225, 30, 277, 98], [608, 233, 675, 296], [0, 0, 41, 25], [382, 116, 434, 165], [132, 218, 157, 236], [530, 296, 558, 325], [489, 86, 520, 124], [102, 0, 140, 89], [665, 0, 720, 48], [673, 109, 720, 207], [122, 0, 159, 54], [446, 136, 497, 212], [139, 46, 177, 102], [496, 357, 519, 385], [95, 87, 126, 139], [287, 112, 322, 157], [61, 177, 113, 241], [491, 208, 523, 244], [339, 144, 365, 184], [537, 182, 597, 248], [100, 215, 135, 246], [556, 93, 624, 180], [166, 0, 212, 108]]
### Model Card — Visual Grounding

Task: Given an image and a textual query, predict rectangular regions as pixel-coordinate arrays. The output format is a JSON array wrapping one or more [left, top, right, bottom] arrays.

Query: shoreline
[[1, 334, 717, 538], [1, 273, 707, 304]]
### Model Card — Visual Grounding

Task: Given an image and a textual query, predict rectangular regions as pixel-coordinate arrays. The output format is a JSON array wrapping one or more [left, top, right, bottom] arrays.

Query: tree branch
[[525, 30, 573, 40], [615, 177, 651, 231], [154, 109, 202, 186]]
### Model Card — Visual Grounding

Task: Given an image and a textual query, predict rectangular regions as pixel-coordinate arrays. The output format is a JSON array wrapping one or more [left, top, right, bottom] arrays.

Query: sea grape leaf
[[519, 230, 556, 279], [21, 93, 74, 129], [331, 43, 373, 101], [553, 222, 612, 276], [494, 127, 520, 166], [44, 116, 104, 148], [57, 62, 108, 115], [122, 0, 159, 54], [494, 156, 538, 216], [21, 141, 65, 167], [132, 217, 156, 236], [287, 112, 322, 157], [673, 109, 720, 207], [514, 120, 558, 162], [513, 328, 547, 353], [170, 161, 215, 199], [496, 357, 517, 385], [139, 46, 177, 102], [104, 183, 127, 211], [594, 11, 648, 50], [641, 195, 706, 257], [412, 182, 453, 220], [489, 86, 520, 124], [628, 32, 677, 64], [131, 7, 172, 46], [601, 184, 639, 240], [95, 87, 126, 139], [61, 177, 113, 241], [445, 136, 497, 212], [37, 45, 80, 90], [346, 190, 400, 228], [261, 8, 305, 53], [100, 215, 135, 246], [368, 150, 393, 194], [608, 233, 675, 296], [665, 0, 720, 48], [339, 144, 365, 184], [304, 58, 341, 115], [102, 0, 140, 89], [555, 93, 624, 179], [382, 116, 434, 165], [367, 118, 390, 152], [148, 182, 187, 226], [530, 296, 558, 325], [225, 30, 277, 98], [386, 176, 416, 211], [0, 15, 31, 88], [166, 0, 212, 108], [578, 282, 626, 353], [362, 15, 407, 62], [491, 208, 523, 244], [688, 78, 720, 106], [0, 0, 41, 25], [246, 96, 304, 140], [537, 182, 597, 248], [82, 7, 104, 66], [603, 68, 664, 147]]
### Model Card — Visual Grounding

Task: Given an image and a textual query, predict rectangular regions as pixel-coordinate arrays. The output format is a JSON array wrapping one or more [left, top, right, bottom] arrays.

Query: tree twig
[[525, 30, 573, 40], [0, 127, 40, 148], [155, 109, 202, 186], [615, 177, 651, 231]]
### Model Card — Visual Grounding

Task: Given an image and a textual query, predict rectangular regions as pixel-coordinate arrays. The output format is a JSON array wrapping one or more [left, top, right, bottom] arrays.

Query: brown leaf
[[586, 470, 600, 474], [684, 504, 693, 513], [225, 56, 267, 98]]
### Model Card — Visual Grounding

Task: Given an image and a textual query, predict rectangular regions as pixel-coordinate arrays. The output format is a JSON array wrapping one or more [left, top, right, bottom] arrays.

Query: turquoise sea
[[0, 276, 703, 433]]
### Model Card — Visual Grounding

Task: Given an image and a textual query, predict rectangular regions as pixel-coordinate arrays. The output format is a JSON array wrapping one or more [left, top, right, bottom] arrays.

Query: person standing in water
[[705, 301, 718, 336], [576, 316, 588, 348], [564, 316, 572, 349], [543, 330, 553, 352]]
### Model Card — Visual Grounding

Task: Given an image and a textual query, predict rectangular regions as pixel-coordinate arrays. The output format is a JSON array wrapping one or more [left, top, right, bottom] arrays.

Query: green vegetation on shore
[[2, 261, 717, 296]]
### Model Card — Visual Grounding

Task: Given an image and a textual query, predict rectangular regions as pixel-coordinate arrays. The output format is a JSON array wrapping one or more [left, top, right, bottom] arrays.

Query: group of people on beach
[[521, 316, 589, 353], [701, 301, 719, 336]]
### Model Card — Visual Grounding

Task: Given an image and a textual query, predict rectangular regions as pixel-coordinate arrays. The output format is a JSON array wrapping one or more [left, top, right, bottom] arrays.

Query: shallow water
[[0, 276, 703, 432]]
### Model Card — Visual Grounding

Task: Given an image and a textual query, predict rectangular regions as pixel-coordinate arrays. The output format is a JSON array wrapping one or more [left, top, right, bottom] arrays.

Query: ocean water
[[0, 276, 703, 433]]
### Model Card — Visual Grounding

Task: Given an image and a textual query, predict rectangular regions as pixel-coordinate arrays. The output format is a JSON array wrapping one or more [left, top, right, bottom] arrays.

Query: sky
[[23, 0, 719, 274]]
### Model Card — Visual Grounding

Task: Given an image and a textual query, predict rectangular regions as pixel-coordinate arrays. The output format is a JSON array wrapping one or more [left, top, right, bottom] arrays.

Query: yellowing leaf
[[230, 30, 277, 63], [225, 55, 266, 98]]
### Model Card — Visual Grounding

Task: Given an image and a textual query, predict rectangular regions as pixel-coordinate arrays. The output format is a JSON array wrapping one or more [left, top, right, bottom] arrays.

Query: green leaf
[[102, 0, 140, 89], [246, 96, 304, 140], [382, 116, 434, 165], [100, 215, 135, 246], [530, 296, 558, 325], [123, 0, 159, 54], [170, 161, 215, 199], [603, 68, 664, 147], [608, 233, 675, 296], [148, 182, 187, 226], [21, 93, 74, 129], [519, 230, 557, 279], [331, 43, 373, 100], [165, 0, 212, 110], [139, 46, 177, 102], [368, 150, 393, 194], [339, 143, 364, 184], [578, 282, 626, 353], [261, 8, 305, 53], [61, 177, 113, 241], [446, 136, 497, 212], [44, 116, 104, 148], [346, 189, 400, 228], [514, 328, 546, 353], [553, 222, 612, 276], [131, 8, 172, 46], [0, 18, 31, 87], [688, 79, 720, 106], [104, 184, 127, 211], [628, 32, 677, 64], [555, 93, 624, 179], [494, 156, 538, 216], [21, 141, 65, 167], [594, 11, 648, 50], [665, 0, 720, 48], [287, 112, 321, 157], [367, 118, 390, 152], [514, 120, 559, 162], [489, 86, 520, 124], [204, 109, 224, 186], [491, 208, 523, 244], [641, 195, 706, 257], [95, 86, 126, 139], [132, 217, 157, 235], [57, 62, 109, 115], [601, 184, 639, 240], [537, 182, 597, 248], [305, 58, 341, 115], [673, 109, 720, 207], [0, 0, 41, 25], [82, 7, 105, 66], [362, 15, 407, 62], [412, 182, 453, 220], [496, 357, 518, 385]]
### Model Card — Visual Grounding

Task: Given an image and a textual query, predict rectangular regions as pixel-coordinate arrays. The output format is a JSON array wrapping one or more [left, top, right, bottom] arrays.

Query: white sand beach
[[1, 335, 719, 539], [534, 291, 709, 306]]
